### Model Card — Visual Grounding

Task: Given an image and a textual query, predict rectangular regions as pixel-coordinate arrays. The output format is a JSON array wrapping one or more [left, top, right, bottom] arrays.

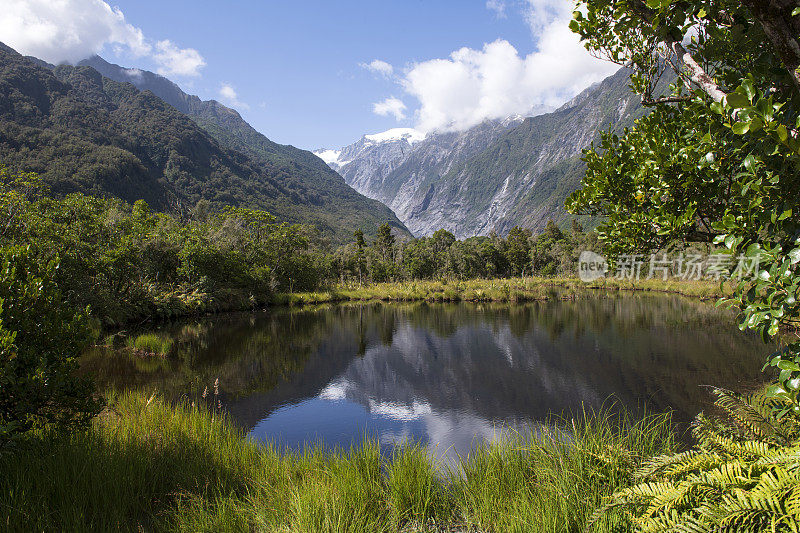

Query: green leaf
[[789, 248, 800, 264], [743, 154, 757, 172], [741, 79, 755, 100], [726, 93, 750, 109], [777, 360, 800, 372], [793, 6, 800, 16], [777, 125, 788, 143], [732, 121, 750, 135]]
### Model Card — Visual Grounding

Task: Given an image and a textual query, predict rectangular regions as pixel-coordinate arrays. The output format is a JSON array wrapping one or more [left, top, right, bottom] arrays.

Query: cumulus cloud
[[0, 0, 148, 64], [361, 59, 394, 78], [486, 0, 507, 18], [219, 83, 249, 110], [394, 0, 618, 133], [373, 97, 407, 121], [0, 0, 205, 77], [153, 40, 205, 77]]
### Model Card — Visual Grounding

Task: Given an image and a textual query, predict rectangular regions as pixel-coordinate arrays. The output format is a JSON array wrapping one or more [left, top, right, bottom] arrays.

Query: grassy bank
[[275, 277, 732, 307], [0, 393, 675, 532]]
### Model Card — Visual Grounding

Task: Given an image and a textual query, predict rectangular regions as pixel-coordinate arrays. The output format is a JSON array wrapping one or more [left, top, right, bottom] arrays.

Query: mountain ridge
[[0, 43, 409, 244], [315, 67, 660, 238]]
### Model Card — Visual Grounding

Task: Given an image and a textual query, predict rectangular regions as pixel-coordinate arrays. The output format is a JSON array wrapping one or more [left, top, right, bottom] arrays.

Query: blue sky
[[2, 1, 618, 150]]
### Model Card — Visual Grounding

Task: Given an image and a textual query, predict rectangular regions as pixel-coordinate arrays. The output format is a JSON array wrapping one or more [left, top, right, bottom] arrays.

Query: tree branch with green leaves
[[568, 0, 800, 404]]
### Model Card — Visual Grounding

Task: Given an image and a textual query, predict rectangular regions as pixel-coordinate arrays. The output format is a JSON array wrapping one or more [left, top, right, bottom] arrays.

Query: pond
[[83, 294, 772, 457]]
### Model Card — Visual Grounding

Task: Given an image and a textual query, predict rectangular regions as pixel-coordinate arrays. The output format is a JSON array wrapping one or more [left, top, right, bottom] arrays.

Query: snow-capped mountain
[[314, 117, 522, 236], [315, 128, 426, 171], [315, 67, 663, 239]]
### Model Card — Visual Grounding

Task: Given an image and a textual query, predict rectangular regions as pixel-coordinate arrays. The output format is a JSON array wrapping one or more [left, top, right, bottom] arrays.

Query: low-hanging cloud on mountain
[[374, 0, 618, 133], [0, 0, 205, 76]]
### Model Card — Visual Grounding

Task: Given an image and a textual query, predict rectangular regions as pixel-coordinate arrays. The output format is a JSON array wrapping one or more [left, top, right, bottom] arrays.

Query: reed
[[0, 393, 676, 532]]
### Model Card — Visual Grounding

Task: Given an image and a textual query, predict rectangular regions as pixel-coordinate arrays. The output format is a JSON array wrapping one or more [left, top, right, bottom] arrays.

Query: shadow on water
[[82, 294, 774, 458]]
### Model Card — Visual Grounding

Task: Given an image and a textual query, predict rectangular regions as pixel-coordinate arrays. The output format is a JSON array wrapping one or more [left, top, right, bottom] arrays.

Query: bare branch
[[641, 95, 692, 107], [668, 40, 728, 102]]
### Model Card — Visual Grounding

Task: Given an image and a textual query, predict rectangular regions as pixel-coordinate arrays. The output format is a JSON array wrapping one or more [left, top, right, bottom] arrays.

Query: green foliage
[[567, 0, 800, 401], [0, 161, 323, 325], [0, 247, 100, 441], [506, 225, 532, 276], [590, 388, 800, 532], [332, 221, 597, 284]]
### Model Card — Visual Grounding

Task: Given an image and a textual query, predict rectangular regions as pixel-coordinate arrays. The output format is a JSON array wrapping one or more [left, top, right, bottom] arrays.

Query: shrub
[[0, 247, 101, 442]]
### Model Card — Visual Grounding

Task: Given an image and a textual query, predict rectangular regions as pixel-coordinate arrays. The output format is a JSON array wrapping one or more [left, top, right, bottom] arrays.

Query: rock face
[[317, 118, 523, 237], [317, 67, 650, 238]]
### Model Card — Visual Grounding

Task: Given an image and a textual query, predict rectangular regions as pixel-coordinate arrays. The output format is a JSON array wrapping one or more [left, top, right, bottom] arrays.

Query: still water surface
[[83, 295, 772, 456]]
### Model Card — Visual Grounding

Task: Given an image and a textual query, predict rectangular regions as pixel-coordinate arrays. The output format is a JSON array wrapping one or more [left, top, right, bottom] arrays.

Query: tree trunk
[[742, 0, 800, 90]]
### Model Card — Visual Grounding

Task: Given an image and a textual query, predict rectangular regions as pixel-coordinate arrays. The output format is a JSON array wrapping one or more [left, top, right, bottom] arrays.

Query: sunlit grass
[[0, 393, 676, 532], [279, 276, 731, 306], [125, 333, 174, 355]]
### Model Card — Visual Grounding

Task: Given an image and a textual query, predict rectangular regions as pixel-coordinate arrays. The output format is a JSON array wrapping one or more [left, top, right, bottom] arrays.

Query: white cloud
[[486, 0, 507, 18], [373, 97, 407, 121], [218, 83, 249, 110], [124, 68, 143, 80], [0, 0, 205, 77], [524, 0, 566, 34], [361, 59, 394, 78], [392, 0, 618, 133], [153, 40, 205, 77], [0, 0, 149, 64]]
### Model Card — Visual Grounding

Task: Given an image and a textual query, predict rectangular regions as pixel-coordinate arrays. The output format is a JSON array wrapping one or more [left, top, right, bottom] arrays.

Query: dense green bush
[[0, 163, 324, 325], [0, 247, 101, 441]]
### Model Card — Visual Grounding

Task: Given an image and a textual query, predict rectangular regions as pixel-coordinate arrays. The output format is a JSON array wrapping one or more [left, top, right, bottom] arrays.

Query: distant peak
[[314, 149, 342, 165], [363, 128, 426, 145]]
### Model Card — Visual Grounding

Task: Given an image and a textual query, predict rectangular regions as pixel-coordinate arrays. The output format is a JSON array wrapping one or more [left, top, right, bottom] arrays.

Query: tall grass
[[0, 393, 676, 532], [279, 277, 730, 307], [126, 333, 174, 355]]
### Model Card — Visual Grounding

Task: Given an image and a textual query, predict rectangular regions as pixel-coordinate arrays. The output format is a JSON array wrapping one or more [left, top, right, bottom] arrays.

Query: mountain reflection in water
[[83, 296, 772, 457]]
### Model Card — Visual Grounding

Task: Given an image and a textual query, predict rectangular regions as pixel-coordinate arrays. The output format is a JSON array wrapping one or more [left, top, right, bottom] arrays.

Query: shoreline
[[122, 277, 732, 329], [274, 277, 731, 306]]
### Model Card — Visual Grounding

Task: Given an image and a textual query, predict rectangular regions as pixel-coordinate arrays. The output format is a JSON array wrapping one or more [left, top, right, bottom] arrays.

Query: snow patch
[[364, 128, 426, 145], [314, 149, 342, 165]]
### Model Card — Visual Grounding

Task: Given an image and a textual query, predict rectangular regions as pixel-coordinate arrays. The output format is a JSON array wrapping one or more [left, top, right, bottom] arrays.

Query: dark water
[[83, 295, 773, 456]]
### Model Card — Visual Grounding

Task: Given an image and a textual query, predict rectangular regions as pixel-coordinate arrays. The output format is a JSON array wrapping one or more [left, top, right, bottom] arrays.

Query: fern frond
[[589, 388, 800, 531]]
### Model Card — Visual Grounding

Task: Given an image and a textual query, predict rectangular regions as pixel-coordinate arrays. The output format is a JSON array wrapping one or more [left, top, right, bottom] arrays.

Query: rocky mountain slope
[[316, 118, 524, 236], [0, 43, 408, 243], [317, 67, 656, 238]]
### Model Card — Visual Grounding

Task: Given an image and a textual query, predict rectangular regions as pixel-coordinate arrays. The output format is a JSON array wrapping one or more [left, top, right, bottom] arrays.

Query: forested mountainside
[[0, 43, 408, 243], [318, 67, 664, 238]]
